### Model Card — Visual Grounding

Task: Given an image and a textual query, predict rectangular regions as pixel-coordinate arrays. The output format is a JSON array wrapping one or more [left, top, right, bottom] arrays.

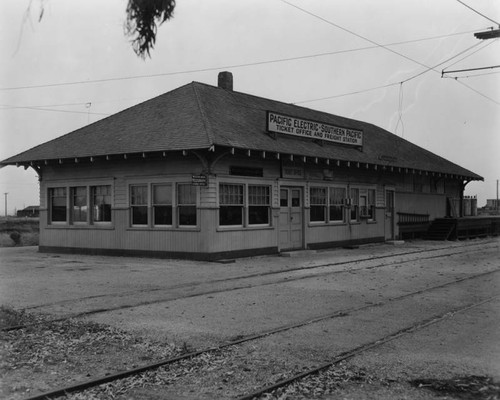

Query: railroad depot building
[[1, 72, 483, 260]]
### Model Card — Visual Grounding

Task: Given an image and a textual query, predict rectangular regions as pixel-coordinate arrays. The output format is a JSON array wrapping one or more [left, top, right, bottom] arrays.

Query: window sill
[[46, 224, 114, 230], [217, 225, 274, 232], [126, 227, 200, 232]]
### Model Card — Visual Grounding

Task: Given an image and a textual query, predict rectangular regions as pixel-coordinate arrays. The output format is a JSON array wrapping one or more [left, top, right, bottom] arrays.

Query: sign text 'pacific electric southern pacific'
[[267, 112, 363, 147]]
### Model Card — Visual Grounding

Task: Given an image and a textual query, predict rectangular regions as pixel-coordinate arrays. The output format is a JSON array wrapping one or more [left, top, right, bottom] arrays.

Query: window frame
[[219, 183, 245, 227], [248, 184, 271, 226], [309, 185, 347, 224], [47, 183, 114, 227], [91, 185, 113, 224], [49, 187, 68, 224], [329, 186, 346, 223], [351, 187, 376, 222], [71, 186, 88, 224], [152, 183, 173, 227], [127, 181, 198, 229], [218, 182, 272, 228], [309, 186, 327, 223], [177, 183, 198, 227]]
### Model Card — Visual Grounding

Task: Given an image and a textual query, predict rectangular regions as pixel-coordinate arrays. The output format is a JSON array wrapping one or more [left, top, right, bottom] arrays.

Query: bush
[[9, 231, 21, 246]]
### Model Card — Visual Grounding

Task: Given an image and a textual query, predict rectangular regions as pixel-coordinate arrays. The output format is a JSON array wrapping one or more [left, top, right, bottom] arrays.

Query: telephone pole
[[4, 193, 8, 218]]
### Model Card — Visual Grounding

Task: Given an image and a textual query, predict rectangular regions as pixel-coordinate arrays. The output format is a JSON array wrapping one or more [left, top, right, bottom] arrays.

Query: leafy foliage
[[125, 0, 176, 58]]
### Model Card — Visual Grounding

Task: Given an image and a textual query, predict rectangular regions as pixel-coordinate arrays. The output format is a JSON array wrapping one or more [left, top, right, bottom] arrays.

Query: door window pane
[[291, 189, 301, 207], [280, 189, 288, 207]]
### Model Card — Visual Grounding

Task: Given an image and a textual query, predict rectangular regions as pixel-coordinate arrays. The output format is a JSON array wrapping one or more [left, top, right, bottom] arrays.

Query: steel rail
[[3, 241, 497, 333], [20, 267, 500, 400], [22, 240, 498, 311], [236, 294, 500, 400]]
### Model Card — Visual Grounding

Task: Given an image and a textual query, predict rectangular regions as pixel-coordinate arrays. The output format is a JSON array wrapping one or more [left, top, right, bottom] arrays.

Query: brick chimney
[[218, 71, 233, 91]]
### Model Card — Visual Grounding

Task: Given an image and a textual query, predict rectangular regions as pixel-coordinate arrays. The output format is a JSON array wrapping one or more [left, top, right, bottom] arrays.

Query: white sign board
[[267, 112, 363, 147]]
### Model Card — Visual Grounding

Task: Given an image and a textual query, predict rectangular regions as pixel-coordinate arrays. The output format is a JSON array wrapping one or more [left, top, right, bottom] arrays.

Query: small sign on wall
[[281, 161, 305, 179], [192, 174, 207, 186]]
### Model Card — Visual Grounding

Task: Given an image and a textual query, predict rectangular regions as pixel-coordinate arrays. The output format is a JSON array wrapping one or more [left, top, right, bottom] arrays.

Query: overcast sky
[[1, 0, 499, 214]]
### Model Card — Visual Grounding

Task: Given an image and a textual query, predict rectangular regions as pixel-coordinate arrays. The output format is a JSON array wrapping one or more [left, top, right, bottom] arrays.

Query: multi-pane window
[[71, 186, 87, 223], [219, 184, 244, 226], [177, 184, 197, 226], [350, 188, 359, 221], [353, 188, 376, 221], [366, 189, 376, 219], [310, 186, 346, 223], [49, 185, 112, 225], [153, 184, 172, 226], [329, 187, 345, 222], [310, 187, 327, 222], [49, 187, 67, 222], [92, 185, 112, 223], [248, 185, 270, 225], [219, 184, 271, 227], [130, 185, 148, 226]]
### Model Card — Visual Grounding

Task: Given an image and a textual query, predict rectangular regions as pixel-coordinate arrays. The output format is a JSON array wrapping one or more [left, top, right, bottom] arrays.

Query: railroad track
[[4, 240, 497, 333], [20, 267, 500, 400]]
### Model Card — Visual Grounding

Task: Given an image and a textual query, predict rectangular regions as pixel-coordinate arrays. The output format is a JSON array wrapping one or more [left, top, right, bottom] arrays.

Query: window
[[219, 184, 244, 226], [71, 186, 87, 223], [248, 185, 270, 225], [310, 187, 327, 222], [350, 188, 359, 221], [178, 184, 197, 226], [153, 184, 172, 226], [329, 187, 345, 222], [131, 185, 148, 226], [354, 188, 376, 220], [92, 185, 112, 223], [49, 187, 67, 223]]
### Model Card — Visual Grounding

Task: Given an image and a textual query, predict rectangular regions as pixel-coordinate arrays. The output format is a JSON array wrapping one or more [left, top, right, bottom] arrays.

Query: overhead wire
[[282, 1, 499, 107], [0, 104, 109, 116], [0, 29, 484, 92], [295, 40, 486, 104], [455, 0, 500, 26], [442, 38, 497, 71]]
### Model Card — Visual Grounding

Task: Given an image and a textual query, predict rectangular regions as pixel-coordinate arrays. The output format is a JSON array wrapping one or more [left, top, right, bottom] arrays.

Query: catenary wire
[[281, 1, 499, 106], [294, 40, 486, 104], [0, 29, 484, 92], [442, 38, 498, 71], [456, 0, 500, 26]]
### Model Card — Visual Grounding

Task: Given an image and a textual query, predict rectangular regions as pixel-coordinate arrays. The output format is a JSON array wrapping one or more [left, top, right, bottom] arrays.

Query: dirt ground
[[1, 238, 499, 399]]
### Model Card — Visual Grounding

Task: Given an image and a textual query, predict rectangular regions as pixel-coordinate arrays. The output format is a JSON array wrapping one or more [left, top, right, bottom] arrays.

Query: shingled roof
[[1, 80, 482, 181]]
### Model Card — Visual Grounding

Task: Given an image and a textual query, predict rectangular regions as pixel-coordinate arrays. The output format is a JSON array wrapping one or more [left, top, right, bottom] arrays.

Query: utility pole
[[497, 180, 499, 213], [4, 193, 8, 218]]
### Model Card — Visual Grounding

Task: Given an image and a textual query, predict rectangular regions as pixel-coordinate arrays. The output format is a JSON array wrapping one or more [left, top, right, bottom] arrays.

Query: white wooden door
[[279, 187, 303, 250]]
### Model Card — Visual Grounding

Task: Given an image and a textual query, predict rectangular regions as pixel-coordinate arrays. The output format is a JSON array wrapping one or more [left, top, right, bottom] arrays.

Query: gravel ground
[[1, 239, 499, 399]]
